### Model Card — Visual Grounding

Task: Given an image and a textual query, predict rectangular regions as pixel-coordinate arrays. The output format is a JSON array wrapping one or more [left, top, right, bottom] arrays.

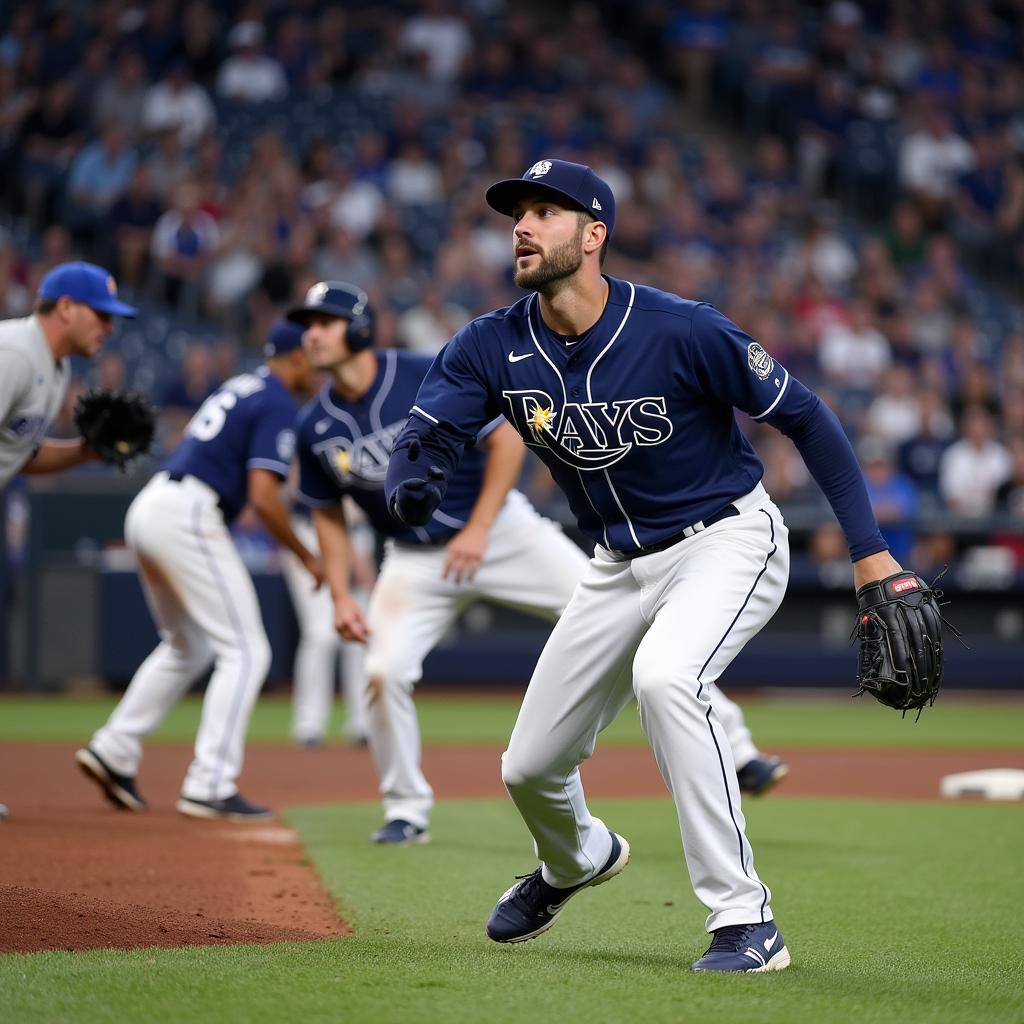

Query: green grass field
[[2, 695, 1024, 1023], [3, 691, 1024, 748]]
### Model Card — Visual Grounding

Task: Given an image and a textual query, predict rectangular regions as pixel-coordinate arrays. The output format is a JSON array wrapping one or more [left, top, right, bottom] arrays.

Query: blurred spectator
[[897, 389, 955, 499], [860, 435, 918, 564], [399, 0, 472, 83], [273, 16, 314, 90], [131, 0, 181, 77], [796, 71, 854, 197], [64, 125, 137, 243], [179, 1, 223, 86], [818, 298, 892, 388], [0, 239, 29, 316], [397, 287, 470, 354], [141, 60, 215, 147], [92, 50, 148, 138], [910, 529, 958, 581], [865, 365, 921, 444], [388, 141, 444, 206], [108, 165, 164, 292], [326, 163, 385, 241], [899, 103, 975, 228], [159, 341, 217, 447], [882, 200, 927, 269], [808, 521, 855, 587], [995, 435, 1024, 518], [17, 76, 83, 228], [314, 226, 379, 287], [150, 179, 220, 314], [938, 405, 1011, 516], [783, 211, 857, 291], [216, 22, 287, 104]]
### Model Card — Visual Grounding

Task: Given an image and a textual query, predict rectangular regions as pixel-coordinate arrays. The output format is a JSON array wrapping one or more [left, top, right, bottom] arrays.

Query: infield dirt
[[1, 742, 1020, 954]]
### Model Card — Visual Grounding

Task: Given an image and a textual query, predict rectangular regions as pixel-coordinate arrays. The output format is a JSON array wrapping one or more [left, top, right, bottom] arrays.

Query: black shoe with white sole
[[75, 747, 147, 811], [176, 793, 272, 821], [486, 830, 630, 943]]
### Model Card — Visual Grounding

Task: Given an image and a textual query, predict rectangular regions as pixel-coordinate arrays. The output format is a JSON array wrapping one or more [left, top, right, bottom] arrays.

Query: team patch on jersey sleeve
[[747, 342, 774, 380], [276, 429, 296, 462]]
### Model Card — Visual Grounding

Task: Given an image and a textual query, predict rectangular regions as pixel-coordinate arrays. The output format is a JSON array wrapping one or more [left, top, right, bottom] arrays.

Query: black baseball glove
[[74, 388, 156, 471], [853, 571, 945, 718]]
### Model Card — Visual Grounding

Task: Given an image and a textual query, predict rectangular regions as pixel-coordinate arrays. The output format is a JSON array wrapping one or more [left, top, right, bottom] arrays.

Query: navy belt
[[604, 504, 740, 562], [165, 471, 227, 515]]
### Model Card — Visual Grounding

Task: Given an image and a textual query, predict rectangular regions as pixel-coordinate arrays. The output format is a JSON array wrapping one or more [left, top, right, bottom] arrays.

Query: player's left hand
[[302, 552, 325, 590], [334, 593, 370, 644], [443, 522, 489, 584]]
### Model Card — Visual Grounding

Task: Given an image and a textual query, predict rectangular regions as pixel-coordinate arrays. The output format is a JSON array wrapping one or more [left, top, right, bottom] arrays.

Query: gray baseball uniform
[[0, 315, 71, 487]]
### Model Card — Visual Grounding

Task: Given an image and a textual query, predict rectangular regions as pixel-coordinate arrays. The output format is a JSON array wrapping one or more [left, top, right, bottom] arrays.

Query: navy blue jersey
[[162, 367, 298, 522], [295, 349, 495, 544], [398, 275, 885, 559]]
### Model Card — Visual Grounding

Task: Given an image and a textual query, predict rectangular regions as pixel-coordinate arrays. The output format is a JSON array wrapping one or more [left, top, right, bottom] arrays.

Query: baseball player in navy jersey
[[287, 281, 589, 845], [77, 321, 323, 821], [386, 159, 903, 971]]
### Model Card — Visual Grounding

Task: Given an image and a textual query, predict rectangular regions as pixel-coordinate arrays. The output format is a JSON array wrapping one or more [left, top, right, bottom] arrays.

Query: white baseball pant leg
[[501, 484, 789, 931], [365, 491, 587, 829], [709, 684, 760, 770], [91, 474, 271, 800]]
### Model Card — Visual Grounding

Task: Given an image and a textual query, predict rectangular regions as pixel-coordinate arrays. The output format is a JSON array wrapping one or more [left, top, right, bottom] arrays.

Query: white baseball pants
[[501, 483, 790, 931], [91, 473, 270, 801], [365, 491, 586, 828], [282, 514, 371, 744]]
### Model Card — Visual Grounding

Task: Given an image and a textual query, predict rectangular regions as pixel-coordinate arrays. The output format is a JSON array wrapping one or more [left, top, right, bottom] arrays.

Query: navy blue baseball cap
[[38, 261, 137, 317], [263, 320, 305, 358], [286, 280, 369, 326], [485, 159, 615, 237]]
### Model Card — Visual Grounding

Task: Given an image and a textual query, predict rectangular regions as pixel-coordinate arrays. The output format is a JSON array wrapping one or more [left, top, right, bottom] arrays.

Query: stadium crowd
[[1, 0, 1023, 578]]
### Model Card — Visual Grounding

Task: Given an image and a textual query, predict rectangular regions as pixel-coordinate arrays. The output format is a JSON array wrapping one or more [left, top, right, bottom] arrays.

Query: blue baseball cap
[[264, 320, 306, 358], [485, 159, 615, 237], [38, 261, 137, 317], [286, 280, 370, 325]]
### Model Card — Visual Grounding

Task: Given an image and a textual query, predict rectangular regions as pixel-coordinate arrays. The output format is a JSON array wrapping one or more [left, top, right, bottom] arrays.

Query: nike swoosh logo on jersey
[[764, 930, 779, 952], [508, 351, 534, 363]]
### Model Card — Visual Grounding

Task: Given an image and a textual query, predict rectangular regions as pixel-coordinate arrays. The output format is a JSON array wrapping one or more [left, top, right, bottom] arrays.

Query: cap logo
[[592, 198, 602, 211], [306, 282, 329, 306], [106, 275, 117, 295], [527, 160, 552, 179]]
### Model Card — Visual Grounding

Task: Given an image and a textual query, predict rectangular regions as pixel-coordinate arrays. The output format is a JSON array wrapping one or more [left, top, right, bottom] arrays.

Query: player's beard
[[514, 221, 585, 292]]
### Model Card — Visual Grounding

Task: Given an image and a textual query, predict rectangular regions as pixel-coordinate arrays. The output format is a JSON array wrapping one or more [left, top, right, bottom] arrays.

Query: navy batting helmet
[[286, 280, 374, 351]]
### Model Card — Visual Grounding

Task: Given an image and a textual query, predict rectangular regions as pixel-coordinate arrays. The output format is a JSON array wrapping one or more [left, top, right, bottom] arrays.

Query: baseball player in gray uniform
[[387, 160, 901, 971], [0, 262, 137, 483], [1, 261, 137, 819]]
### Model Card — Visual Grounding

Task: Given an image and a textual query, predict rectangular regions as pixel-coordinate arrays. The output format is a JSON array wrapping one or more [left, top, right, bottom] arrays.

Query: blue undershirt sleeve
[[763, 378, 888, 562]]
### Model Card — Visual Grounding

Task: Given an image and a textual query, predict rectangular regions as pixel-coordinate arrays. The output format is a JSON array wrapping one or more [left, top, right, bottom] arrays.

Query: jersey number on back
[[186, 391, 238, 441]]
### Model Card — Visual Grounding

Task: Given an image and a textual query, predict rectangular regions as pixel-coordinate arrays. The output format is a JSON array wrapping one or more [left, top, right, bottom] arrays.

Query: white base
[[939, 769, 1024, 801]]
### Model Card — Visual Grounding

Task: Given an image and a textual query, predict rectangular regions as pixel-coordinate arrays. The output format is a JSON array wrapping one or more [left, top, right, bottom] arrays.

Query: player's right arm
[[386, 328, 498, 525], [295, 404, 370, 642], [311, 505, 370, 643]]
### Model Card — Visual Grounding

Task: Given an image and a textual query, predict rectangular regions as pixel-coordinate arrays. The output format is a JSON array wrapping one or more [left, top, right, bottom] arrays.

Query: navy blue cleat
[[75, 747, 147, 811], [371, 819, 430, 845], [176, 793, 272, 821], [486, 831, 630, 943], [737, 755, 789, 796], [691, 921, 791, 972]]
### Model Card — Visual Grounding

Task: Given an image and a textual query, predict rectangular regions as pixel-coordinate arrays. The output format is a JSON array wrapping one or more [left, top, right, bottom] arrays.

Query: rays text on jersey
[[503, 388, 673, 470]]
